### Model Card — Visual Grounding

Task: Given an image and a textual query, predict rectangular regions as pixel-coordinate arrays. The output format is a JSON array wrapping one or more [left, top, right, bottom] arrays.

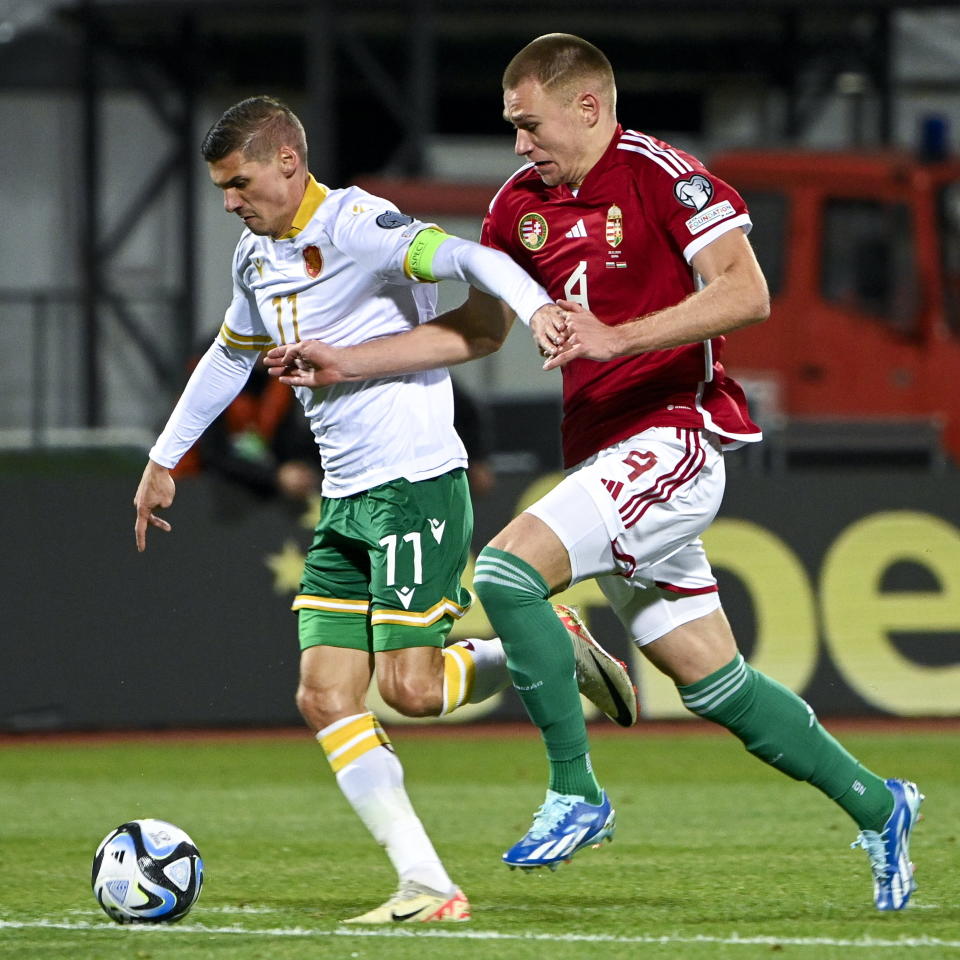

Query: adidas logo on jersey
[[565, 219, 588, 239]]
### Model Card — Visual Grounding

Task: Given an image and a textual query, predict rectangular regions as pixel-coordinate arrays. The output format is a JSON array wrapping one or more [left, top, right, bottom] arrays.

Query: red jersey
[[481, 125, 761, 468]]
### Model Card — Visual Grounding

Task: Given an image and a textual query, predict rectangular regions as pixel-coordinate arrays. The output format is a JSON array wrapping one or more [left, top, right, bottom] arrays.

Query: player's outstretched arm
[[265, 289, 563, 388], [264, 230, 566, 387], [133, 340, 258, 550], [133, 459, 175, 552], [264, 288, 509, 387], [544, 229, 769, 369]]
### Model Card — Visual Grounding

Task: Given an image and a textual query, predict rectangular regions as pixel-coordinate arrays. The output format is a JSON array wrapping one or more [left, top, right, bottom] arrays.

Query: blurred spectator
[[452, 379, 497, 498]]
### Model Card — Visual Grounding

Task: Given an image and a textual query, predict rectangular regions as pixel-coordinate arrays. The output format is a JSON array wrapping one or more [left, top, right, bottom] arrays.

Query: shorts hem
[[653, 582, 719, 596], [631, 591, 722, 648]]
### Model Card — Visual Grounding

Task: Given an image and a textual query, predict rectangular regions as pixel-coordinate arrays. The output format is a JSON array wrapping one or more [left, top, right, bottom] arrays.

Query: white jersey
[[160, 176, 467, 498]]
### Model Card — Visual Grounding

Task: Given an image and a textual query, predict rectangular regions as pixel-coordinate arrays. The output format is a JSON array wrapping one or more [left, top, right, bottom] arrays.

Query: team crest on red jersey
[[518, 213, 548, 251], [303, 245, 323, 278], [605, 204, 623, 247]]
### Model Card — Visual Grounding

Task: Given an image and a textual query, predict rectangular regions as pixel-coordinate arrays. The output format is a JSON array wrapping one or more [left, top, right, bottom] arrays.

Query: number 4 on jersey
[[563, 260, 590, 309]]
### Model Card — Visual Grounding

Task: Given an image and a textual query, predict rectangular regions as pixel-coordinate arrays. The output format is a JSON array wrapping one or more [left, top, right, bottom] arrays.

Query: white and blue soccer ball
[[91, 818, 204, 923]]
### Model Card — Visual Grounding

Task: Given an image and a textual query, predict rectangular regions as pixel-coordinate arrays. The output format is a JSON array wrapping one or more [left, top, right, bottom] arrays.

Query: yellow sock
[[318, 711, 392, 773], [440, 644, 476, 716]]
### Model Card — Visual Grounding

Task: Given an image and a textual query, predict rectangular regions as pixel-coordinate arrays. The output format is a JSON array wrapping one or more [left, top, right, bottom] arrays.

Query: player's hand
[[133, 460, 175, 552], [542, 300, 625, 369], [529, 303, 567, 361], [263, 340, 345, 387]]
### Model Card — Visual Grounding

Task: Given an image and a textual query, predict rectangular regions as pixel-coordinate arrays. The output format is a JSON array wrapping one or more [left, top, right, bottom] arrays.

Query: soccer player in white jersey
[[265, 37, 923, 913], [132, 95, 638, 924]]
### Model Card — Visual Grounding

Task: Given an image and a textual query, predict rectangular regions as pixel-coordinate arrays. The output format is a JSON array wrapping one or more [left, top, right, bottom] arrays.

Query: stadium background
[[1, 0, 959, 731]]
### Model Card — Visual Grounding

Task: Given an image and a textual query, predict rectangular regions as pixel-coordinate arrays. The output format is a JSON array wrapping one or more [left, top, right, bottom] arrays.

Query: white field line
[[1, 917, 958, 949], [65, 905, 282, 916]]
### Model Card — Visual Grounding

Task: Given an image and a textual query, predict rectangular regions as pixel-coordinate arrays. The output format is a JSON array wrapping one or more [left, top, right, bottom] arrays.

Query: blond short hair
[[502, 33, 616, 111]]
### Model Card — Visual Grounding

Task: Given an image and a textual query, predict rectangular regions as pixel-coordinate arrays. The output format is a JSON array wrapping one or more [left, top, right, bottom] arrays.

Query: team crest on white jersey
[[518, 212, 548, 251], [674, 175, 713, 212], [605, 205, 623, 247], [303, 245, 323, 278]]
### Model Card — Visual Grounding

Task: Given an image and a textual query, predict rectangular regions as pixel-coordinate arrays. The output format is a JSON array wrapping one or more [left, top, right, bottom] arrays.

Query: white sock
[[441, 637, 510, 715], [318, 712, 454, 894]]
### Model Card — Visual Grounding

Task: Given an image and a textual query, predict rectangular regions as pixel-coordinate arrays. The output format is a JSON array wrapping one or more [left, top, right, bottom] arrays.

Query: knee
[[378, 674, 441, 718], [473, 554, 522, 610], [294, 682, 327, 731], [474, 544, 551, 610], [295, 681, 361, 732], [472, 576, 496, 610]]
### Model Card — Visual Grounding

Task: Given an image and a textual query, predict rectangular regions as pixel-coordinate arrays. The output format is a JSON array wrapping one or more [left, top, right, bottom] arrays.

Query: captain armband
[[405, 227, 450, 283]]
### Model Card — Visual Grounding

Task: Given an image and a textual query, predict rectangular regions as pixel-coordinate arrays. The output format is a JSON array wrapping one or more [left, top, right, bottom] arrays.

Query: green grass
[[1, 726, 958, 959]]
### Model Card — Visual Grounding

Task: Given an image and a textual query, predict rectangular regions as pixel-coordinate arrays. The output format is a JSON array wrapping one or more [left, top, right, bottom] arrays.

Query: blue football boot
[[851, 778, 924, 910], [503, 790, 615, 871]]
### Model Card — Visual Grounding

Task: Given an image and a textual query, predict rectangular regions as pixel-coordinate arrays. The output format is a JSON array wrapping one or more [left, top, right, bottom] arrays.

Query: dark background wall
[[0, 1, 958, 732], [3, 451, 957, 732]]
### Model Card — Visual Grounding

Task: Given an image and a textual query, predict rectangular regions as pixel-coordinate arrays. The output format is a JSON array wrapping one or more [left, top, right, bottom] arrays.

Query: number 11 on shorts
[[379, 532, 423, 586]]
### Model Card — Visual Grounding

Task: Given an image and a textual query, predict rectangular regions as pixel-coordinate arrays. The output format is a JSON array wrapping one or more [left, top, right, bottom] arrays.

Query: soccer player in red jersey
[[266, 34, 921, 910]]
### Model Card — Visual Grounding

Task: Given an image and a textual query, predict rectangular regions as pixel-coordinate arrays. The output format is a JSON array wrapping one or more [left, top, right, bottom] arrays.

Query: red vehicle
[[709, 149, 960, 464], [359, 150, 960, 465]]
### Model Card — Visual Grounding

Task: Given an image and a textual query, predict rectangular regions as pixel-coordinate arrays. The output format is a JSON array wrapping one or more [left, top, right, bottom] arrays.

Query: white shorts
[[525, 427, 724, 647]]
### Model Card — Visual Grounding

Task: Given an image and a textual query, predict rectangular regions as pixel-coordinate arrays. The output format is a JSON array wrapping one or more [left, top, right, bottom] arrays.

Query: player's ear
[[577, 92, 601, 128], [277, 146, 299, 177]]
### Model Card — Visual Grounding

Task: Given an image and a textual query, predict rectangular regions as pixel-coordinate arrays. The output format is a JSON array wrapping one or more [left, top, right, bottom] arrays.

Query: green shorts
[[293, 469, 474, 653]]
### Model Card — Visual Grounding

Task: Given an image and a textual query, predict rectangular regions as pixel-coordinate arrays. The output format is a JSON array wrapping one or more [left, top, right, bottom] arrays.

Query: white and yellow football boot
[[556, 604, 640, 727], [343, 882, 471, 924]]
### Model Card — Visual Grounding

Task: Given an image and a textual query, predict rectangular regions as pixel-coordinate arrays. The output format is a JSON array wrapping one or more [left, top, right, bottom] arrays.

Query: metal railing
[[0, 289, 183, 450]]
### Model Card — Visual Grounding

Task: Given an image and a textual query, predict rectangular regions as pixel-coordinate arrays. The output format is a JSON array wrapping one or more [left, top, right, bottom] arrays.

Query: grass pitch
[[1, 724, 957, 960]]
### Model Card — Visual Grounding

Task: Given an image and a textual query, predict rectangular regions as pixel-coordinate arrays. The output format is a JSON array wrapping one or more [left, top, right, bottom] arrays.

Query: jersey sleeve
[[148, 339, 260, 468], [427, 234, 551, 324], [149, 241, 268, 468], [479, 211, 505, 254], [632, 137, 752, 263], [217, 240, 275, 352], [328, 188, 440, 284], [480, 192, 515, 257], [480, 164, 534, 257]]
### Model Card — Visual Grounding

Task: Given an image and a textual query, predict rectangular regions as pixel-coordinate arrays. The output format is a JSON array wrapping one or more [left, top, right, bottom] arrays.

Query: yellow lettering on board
[[820, 511, 960, 715], [639, 519, 819, 718]]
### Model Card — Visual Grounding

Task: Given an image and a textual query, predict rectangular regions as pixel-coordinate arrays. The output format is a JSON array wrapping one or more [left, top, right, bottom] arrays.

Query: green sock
[[550, 754, 600, 801], [474, 546, 602, 804], [679, 654, 893, 831]]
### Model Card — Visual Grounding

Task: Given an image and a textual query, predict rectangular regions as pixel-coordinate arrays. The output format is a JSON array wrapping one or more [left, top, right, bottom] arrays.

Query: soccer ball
[[91, 818, 204, 923]]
